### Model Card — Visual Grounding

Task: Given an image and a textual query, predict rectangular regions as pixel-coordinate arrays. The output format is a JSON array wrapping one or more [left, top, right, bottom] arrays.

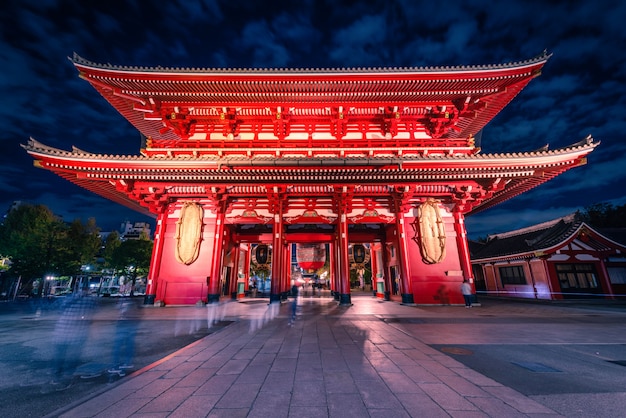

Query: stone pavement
[[47, 294, 626, 417]]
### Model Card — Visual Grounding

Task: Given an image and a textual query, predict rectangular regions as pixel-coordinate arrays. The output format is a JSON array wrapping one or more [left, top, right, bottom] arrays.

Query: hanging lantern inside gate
[[296, 243, 326, 272], [251, 244, 271, 278], [349, 244, 371, 269], [253, 244, 270, 265]]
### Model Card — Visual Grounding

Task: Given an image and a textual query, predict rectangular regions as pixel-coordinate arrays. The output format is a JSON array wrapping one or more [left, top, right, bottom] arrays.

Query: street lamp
[[45, 275, 55, 296]]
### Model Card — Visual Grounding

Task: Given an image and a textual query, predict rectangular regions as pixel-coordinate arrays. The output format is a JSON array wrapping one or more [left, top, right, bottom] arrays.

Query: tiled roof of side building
[[470, 213, 583, 260]]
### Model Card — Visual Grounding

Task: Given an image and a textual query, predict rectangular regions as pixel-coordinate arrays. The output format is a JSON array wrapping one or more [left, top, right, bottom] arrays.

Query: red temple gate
[[24, 52, 598, 306]]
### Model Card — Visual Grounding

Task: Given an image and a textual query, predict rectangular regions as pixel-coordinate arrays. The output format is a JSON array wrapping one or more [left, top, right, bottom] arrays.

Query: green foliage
[[0, 204, 64, 280], [580, 203, 626, 227], [0, 203, 102, 285], [102, 230, 121, 267], [108, 236, 153, 296], [63, 218, 102, 274]]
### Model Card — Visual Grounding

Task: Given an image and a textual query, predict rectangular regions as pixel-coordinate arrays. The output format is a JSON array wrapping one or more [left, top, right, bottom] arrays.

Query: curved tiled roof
[[23, 135, 597, 164], [22, 136, 598, 217], [470, 213, 626, 261], [69, 52, 550, 143], [70, 51, 551, 75]]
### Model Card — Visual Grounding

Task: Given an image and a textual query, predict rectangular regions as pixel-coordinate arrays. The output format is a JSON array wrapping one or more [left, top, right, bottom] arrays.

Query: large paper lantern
[[296, 243, 326, 272]]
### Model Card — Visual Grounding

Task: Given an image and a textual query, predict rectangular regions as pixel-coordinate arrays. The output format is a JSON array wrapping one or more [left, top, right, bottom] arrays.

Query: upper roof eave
[[22, 135, 598, 165], [69, 51, 551, 77]]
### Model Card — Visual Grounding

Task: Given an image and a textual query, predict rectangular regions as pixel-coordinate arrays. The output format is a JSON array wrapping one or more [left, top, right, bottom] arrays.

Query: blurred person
[[249, 299, 279, 333], [108, 297, 142, 377], [289, 283, 299, 326], [47, 287, 96, 390]]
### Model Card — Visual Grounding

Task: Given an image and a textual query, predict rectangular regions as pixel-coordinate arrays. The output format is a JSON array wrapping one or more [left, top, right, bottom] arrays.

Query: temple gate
[[24, 52, 598, 306]]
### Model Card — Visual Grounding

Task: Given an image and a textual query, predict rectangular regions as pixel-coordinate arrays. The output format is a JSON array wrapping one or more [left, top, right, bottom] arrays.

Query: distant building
[[120, 221, 152, 240], [2, 201, 23, 221], [471, 213, 626, 300], [7, 201, 23, 213]]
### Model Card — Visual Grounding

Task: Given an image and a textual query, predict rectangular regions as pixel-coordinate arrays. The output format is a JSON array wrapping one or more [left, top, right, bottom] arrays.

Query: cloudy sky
[[1, 0, 625, 238]]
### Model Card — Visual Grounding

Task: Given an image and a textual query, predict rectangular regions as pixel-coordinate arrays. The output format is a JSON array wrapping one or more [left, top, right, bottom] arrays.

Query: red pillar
[[453, 210, 474, 289], [329, 242, 339, 300], [370, 243, 381, 297], [596, 258, 615, 299], [231, 243, 241, 299], [144, 209, 167, 305], [243, 244, 251, 294], [382, 241, 392, 300], [283, 242, 291, 297], [270, 212, 284, 303], [208, 210, 225, 303], [338, 213, 352, 305], [396, 210, 415, 304]]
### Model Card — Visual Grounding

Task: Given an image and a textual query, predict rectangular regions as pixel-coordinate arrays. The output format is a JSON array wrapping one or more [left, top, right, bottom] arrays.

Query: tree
[[0, 203, 103, 296], [108, 234, 153, 296], [102, 230, 121, 265], [0, 204, 66, 294], [580, 203, 626, 228], [61, 218, 102, 276]]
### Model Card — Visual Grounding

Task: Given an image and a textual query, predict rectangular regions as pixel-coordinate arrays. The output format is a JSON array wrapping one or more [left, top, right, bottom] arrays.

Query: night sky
[[1, 0, 625, 238]]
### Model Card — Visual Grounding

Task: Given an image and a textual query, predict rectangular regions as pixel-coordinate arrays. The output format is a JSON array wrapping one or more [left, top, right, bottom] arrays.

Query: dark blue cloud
[[0, 0, 624, 238]]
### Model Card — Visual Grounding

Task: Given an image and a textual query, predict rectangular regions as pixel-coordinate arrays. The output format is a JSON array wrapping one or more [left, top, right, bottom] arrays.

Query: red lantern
[[296, 243, 326, 272]]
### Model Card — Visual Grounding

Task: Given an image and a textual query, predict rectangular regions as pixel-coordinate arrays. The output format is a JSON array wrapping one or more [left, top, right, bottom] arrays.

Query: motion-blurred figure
[[249, 300, 279, 333], [289, 283, 299, 326], [108, 297, 142, 377], [48, 288, 96, 390]]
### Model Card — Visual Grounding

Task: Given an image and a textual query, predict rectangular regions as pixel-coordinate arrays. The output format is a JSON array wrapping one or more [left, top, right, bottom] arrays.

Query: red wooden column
[[337, 213, 352, 306], [453, 210, 474, 289], [370, 243, 381, 297], [242, 243, 251, 294], [329, 242, 339, 301], [596, 256, 615, 299], [382, 241, 392, 300], [144, 209, 167, 305], [395, 209, 415, 305], [208, 208, 226, 303], [230, 244, 241, 299], [270, 212, 284, 303], [283, 241, 291, 298]]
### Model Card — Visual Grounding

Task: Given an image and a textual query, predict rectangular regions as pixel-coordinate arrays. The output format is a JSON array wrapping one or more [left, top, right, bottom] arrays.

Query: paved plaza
[[42, 294, 626, 418]]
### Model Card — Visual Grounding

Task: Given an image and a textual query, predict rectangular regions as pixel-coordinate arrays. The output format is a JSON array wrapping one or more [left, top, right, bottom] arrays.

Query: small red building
[[24, 52, 599, 306], [470, 213, 626, 300]]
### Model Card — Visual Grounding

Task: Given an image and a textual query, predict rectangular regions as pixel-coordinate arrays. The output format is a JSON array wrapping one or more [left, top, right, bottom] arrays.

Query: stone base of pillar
[[332, 291, 340, 301], [231, 292, 238, 300], [269, 293, 282, 303], [339, 293, 352, 306], [401, 293, 416, 305], [143, 294, 156, 305], [207, 293, 220, 304]]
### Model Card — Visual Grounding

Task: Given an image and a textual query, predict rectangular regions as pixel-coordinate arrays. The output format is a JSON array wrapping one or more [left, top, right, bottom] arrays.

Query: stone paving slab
[[50, 295, 626, 417]]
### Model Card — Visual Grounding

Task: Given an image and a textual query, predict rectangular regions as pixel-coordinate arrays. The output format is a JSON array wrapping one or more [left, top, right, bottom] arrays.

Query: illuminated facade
[[23, 52, 598, 306]]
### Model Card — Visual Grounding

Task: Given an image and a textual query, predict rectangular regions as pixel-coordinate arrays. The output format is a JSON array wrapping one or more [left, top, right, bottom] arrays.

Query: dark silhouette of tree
[[0, 204, 65, 294], [102, 230, 122, 268], [0, 203, 102, 296], [63, 218, 102, 276], [108, 233, 152, 297], [580, 203, 626, 227]]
